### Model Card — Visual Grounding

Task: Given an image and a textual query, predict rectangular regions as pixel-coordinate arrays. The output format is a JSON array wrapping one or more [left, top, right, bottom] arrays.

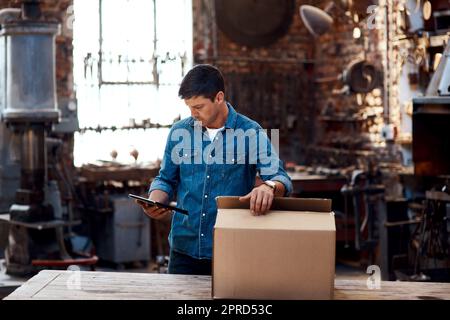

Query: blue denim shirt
[[148, 103, 293, 259]]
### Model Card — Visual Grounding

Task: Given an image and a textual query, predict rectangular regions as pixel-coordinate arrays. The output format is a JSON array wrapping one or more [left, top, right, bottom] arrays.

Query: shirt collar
[[223, 102, 237, 129]]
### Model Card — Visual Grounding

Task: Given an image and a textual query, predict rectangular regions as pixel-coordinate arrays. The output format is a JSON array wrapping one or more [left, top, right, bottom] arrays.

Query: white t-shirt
[[206, 126, 224, 141]]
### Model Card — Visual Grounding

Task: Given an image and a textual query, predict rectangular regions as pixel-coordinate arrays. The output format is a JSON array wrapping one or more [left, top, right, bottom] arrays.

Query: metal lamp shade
[[299, 5, 333, 37]]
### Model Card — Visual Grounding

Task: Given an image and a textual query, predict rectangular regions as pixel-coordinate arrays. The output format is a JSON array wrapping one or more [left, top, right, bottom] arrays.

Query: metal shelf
[[307, 146, 375, 157], [318, 116, 368, 122]]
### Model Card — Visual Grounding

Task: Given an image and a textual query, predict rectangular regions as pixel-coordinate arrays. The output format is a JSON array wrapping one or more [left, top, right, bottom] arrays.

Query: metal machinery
[[337, 35, 450, 282], [409, 34, 450, 282], [0, 1, 90, 276], [89, 194, 150, 269], [75, 166, 156, 269]]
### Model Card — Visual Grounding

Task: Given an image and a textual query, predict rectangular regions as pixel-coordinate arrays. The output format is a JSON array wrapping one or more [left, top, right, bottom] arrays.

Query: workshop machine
[[0, 0, 87, 276], [409, 34, 450, 281]]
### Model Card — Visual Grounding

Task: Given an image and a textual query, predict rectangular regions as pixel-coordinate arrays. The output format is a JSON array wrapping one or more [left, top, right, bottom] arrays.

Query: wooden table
[[4, 270, 450, 300], [78, 165, 159, 183], [288, 173, 347, 194]]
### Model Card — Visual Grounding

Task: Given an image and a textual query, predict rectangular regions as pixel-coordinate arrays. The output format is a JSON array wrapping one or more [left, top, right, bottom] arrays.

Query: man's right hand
[[136, 200, 171, 220], [137, 190, 171, 220]]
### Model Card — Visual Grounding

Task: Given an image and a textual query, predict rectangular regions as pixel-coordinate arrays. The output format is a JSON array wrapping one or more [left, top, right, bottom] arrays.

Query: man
[[138, 64, 293, 275]]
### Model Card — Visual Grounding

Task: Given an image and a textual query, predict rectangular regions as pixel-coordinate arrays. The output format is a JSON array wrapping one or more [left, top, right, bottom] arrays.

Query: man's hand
[[239, 184, 274, 216], [137, 190, 171, 220], [136, 200, 171, 220]]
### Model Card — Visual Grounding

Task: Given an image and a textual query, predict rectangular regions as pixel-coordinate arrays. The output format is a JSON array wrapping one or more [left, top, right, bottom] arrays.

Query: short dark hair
[[178, 64, 225, 101]]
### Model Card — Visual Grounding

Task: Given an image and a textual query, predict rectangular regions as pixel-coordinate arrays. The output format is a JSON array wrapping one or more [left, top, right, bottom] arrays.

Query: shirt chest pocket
[[179, 148, 201, 180]]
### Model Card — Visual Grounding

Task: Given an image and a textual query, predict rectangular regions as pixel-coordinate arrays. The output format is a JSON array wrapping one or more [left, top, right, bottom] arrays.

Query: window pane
[[73, 0, 192, 167], [100, 0, 155, 83]]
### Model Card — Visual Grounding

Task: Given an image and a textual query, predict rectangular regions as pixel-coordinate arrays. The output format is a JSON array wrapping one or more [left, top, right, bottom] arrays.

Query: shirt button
[[202, 213, 206, 217], [204, 195, 208, 198], [207, 175, 210, 179], [209, 154, 212, 158], [201, 233, 204, 237]]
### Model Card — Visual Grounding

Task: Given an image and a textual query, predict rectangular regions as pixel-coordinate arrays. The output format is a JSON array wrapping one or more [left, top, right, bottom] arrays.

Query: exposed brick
[[192, 0, 403, 166]]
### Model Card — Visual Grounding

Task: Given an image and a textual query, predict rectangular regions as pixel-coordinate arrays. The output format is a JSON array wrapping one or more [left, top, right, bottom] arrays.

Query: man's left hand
[[239, 184, 274, 216]]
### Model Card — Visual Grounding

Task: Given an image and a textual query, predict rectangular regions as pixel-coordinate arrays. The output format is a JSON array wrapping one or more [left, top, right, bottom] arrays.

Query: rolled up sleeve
[[255, 128, 293, 196], [269, 171, 293, 196]]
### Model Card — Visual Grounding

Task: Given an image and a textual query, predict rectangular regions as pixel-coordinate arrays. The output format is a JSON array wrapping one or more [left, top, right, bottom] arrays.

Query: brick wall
[[310, 0, 388, 167], [193, 0, 316, 164], [191, 0, 400, 167]]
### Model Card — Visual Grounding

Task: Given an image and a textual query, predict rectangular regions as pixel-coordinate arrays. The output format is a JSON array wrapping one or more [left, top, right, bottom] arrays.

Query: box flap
[[216, 196, 332, 212], [214, 210, 335, 231], [215, 197, 335, 232]]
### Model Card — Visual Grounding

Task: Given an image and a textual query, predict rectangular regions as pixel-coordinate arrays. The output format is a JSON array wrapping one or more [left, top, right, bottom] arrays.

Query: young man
[[138, 64, 293, 275]]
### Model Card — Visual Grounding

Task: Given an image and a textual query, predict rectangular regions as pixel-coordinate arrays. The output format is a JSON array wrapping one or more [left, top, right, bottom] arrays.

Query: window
[[72, 0, 192, 166]]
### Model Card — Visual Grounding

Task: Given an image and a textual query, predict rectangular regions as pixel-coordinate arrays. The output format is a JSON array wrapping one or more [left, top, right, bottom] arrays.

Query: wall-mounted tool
[[343, 60, 382, 94], [326, 59, 382, 95]]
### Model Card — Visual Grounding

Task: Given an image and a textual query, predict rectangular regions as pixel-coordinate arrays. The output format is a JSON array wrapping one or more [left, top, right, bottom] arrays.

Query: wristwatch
[[263, 180, 277, 192]]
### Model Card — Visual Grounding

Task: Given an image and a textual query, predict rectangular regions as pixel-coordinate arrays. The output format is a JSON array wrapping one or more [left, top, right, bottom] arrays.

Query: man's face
[[184, 93, 223, 127]]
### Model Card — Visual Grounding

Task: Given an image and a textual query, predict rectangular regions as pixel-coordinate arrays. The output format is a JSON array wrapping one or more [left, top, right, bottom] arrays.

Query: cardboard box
[[213, 196, 336, 300]]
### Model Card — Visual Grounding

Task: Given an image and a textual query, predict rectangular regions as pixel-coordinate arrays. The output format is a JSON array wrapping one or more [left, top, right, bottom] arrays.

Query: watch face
[[265, 181, 276, 188]]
